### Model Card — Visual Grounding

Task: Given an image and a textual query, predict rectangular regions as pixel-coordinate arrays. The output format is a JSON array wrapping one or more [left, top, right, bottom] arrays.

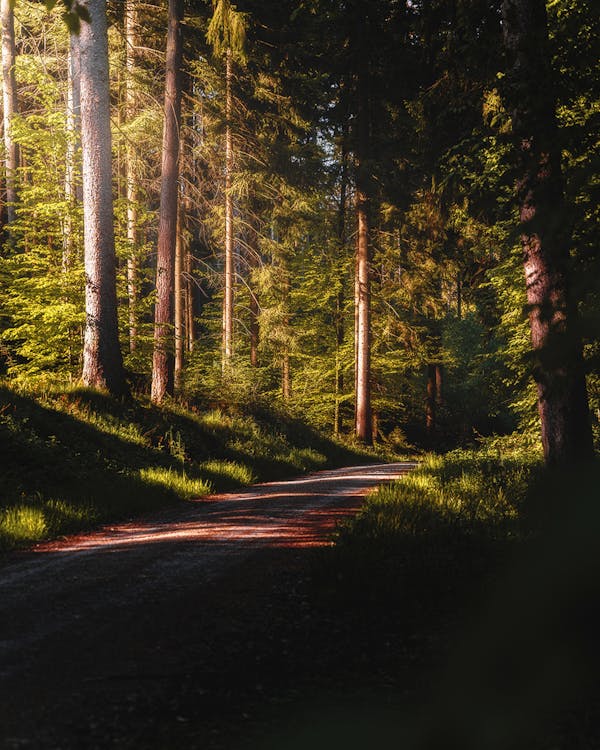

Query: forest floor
[[0, 461, 423, 750]]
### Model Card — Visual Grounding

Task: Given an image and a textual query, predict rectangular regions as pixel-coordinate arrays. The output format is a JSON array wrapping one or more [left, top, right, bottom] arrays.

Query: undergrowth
[[316, 437, 600, 749], [323, 439, 543, 614], [0, 383, 373, 551]]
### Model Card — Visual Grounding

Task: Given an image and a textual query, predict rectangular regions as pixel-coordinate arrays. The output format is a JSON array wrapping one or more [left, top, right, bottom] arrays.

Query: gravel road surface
[[0, 462, 415, 749]]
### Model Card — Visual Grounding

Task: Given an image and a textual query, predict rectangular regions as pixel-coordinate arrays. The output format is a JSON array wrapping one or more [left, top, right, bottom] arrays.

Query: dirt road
[[0, 462, 414, 749]]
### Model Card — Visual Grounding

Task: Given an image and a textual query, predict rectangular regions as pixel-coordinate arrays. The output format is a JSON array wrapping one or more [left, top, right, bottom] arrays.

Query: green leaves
[[206, 0, 248, 63]]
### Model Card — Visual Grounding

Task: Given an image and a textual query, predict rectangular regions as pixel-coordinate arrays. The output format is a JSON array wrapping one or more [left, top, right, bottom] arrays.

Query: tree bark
[[222, 48, 234, 368], [248, 214, 260, 367], [125, 0, 139, 352], [355, 183, 371, 444], [435, 362, 444, 406], [502, 0, 593, 465], [426, 363, 436, 436], [334, 124, 348, 437], [1, 0, 18, 225], [151, 0, 184, 403], [184, 206, 195, 353], [281, 265, 291, 400], [63, 33, 81, 272], [80, 0, 127, 395], [174, 203, 184, 392]]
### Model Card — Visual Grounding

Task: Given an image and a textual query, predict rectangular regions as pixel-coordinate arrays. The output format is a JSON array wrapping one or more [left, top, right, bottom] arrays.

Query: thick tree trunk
[[1, 0, 18, 225], [63, 33, 81, 272], [222, 48, 234, 368], [125, 0, 139, 352], [80, 0, 127, 395], [151, 0, 183, 403], [502, 0, 593, 465], [353, 13, 372, 445]]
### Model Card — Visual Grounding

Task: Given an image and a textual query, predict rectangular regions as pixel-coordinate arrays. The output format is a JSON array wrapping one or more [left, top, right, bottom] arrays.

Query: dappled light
[[26, 464, 415, 556]]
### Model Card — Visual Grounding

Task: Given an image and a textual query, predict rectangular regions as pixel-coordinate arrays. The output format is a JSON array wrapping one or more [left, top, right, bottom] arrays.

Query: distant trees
[[207, 0, 247, 370], [0, 0, 595, 458]]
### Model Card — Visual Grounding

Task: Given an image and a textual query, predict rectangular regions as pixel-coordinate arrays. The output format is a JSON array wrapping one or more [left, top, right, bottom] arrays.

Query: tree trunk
[[426, 363, 436, 436], [184, 216, 195, 353], [352, 7, 372, 445], [125, 0, 139, 352], [151, 0, 184, 403], [63, 33, 81, 272], [282, 353, 291, 400], [174, 203, 184, 392], [1, 0, 18, 225], [355, 181, 371, 444], [435, 362, 444, 406], [334, 124, 348, 437], [281, 266, 291, 400], [222, 48, 234, 368], [80, 0, 127, 395], [248, 215, 260, 367], [502, 0, 593, 465]]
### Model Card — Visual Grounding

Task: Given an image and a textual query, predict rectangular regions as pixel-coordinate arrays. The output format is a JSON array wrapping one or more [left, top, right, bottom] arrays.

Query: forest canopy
[[0, 0, 597, 462]]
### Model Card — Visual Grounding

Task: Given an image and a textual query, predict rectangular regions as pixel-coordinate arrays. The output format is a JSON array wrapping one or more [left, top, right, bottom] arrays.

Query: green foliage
[[206, 0, 248, 62], [323, 438, 544, 618], [0, 21, 84, 385]]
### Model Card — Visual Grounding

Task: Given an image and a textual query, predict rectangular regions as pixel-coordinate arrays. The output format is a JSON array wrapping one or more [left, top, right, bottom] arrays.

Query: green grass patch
[[322, 438, 545, 616], [0, 383, 376, 551], [138, 468, 213, 501]]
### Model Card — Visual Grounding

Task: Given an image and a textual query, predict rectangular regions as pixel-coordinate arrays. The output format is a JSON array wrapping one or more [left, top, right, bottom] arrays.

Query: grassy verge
[[316, 437, 600, 748], [0, 383, 375, 552]]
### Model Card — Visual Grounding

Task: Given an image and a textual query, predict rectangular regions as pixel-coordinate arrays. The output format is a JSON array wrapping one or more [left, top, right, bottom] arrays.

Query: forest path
[[0, 461, 415, 749]]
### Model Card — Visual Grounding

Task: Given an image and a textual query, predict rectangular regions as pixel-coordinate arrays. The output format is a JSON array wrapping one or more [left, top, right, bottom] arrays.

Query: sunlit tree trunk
[[1, 0, 18, 225], [125, 0, 139, 352], [334, 125, 348, 437], [174, 203, 185, 392], [248, 213, 260, 367], [184, 202, 195, 353], [502, 0, 593, 466], [63, 33, 81, 272], [151, 0, 184, 403], [80, 0, 127, 395], [222, 48, 234, 368], [354, 48, 372, 443], [355, 181, 371, 444]]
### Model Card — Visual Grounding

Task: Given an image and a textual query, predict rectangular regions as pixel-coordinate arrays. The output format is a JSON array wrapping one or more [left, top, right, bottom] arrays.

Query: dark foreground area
[[0, 463, 415, 749], [2, 451, 600, 750]]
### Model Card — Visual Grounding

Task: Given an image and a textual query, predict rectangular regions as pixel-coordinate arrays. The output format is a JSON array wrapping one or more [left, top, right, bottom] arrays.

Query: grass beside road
[[0, 383, 374, 551], [313, 438, 600, 749]]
